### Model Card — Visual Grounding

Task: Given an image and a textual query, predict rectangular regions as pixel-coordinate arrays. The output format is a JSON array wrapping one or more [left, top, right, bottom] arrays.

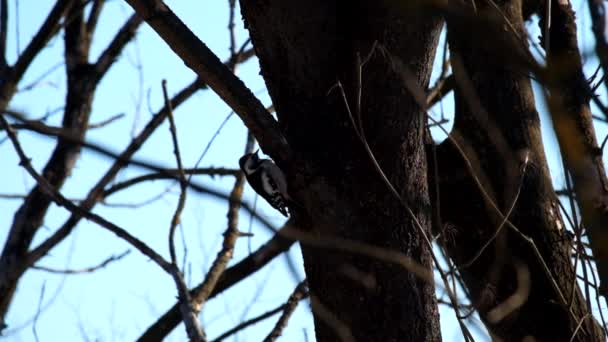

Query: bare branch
[[0, 0, 7, 67], [102, 168, 239, 197], [10, 0, 73, 85], [263, 280, 308, 342], [87, 113, 125, 129], [162, 79, 187, 266], [85, 0, 104, 34], [7, 111, 204, 340], [0, 114, 173, 273], [211, 302, 294, 342], [27, 45, 259, 267], [32, 282, 45, 342], [123, 0, 290, 163], [427, 74, 454, 108], [227, 0, 236, 56], [138, 225, 294, 341], [3, 109, 199, 177], [32, 250, 130, 274], [169, 266, 204, 341], [93, 14, 143, 82], [25, 76, 201, 265]]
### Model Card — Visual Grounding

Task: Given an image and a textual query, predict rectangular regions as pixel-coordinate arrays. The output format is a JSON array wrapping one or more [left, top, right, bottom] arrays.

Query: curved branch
[[123, 0, 290, 164]]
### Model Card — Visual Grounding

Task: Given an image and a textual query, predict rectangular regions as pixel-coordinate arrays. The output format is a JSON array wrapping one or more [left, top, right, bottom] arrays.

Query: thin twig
[[211, 301, 297, 342], [186, 112, 234, 186], [17, 62, 63, 92], [102, 167, 240, 197], [87, 113, 125, 129], [0, 0, 9, 67], [32, 250, 130, 274], [459, 153, 529, 268], [3, 110, 197, 177], [570, 314, 591, 342], [162, 79, 187, 265], [32, 281, 45, 342], [309, 295, 355, 342], [227, 0, 237, 57]]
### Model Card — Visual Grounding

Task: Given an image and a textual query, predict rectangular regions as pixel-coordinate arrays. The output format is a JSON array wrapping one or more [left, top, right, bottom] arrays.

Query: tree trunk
[[240, 1, 443, 340]]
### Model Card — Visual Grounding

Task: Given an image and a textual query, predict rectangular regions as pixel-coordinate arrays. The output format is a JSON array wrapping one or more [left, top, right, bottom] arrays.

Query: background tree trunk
[[428, 0, 603, 340]]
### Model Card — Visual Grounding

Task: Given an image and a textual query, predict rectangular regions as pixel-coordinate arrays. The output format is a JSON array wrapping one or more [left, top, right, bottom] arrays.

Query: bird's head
[[238, 149, 260, 175]]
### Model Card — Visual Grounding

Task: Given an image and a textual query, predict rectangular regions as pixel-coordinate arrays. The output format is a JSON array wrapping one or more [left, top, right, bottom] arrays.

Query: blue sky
[[0, 1, 606, 341]]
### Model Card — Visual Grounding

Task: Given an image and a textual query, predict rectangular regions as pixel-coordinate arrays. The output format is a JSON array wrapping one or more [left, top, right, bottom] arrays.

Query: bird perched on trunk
[[239, 150, 291, 217]]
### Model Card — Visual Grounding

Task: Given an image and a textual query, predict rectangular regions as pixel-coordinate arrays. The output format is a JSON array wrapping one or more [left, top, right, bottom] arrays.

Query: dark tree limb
[[85, 0, 104, 34], [93, 14, 143, 83], [0, 0, 7, 68], [0, 0, 73, 111], [123, 0, 290, 164]]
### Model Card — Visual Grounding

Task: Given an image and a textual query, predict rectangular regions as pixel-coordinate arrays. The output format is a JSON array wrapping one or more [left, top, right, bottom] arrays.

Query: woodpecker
[[239, 150, 291, 217]]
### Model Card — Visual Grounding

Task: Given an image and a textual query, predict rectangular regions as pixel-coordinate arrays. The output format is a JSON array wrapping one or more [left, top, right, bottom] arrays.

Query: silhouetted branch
[[85, 0, 104, 34], [102, 167, 239, 197], [263, 280, 308, 342], [0, 114, 172, 272], [123, 0, 290, 164], [210, 302, 290, 342], [0, 0, 7, 67], [138, 225, 294, 341], [11, 0, 72, 85], [162, 79, 187, 265], [32, 250, 130, 274], [93, 14, 143, 82], [26, 78, 201, 267]]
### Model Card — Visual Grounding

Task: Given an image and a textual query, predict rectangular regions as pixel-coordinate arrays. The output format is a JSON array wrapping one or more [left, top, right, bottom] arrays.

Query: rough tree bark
[[428, 0, 603, 340], [240, 1, 443, 340]]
